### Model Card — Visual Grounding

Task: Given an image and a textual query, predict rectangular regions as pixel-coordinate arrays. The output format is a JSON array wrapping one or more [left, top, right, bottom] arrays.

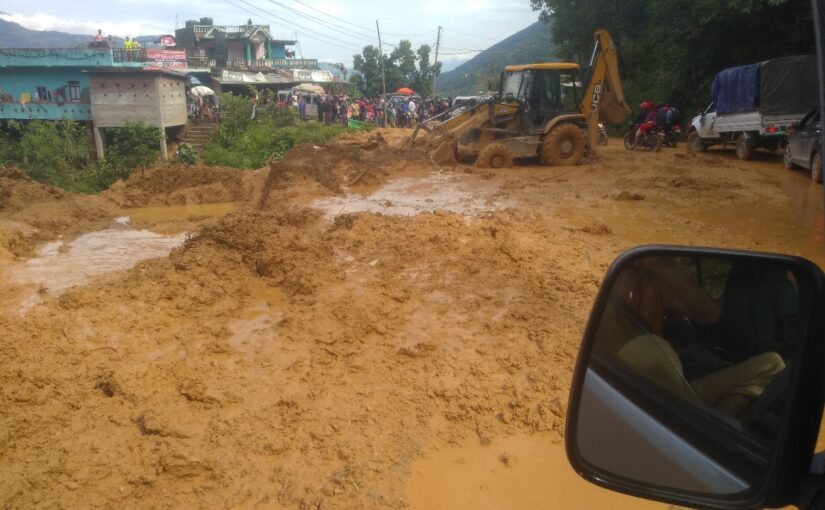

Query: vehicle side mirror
[[565, 246, 825, 510]]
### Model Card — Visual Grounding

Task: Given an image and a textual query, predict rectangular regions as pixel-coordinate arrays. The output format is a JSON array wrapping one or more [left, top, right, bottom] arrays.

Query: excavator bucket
[[599, 86, 631, 124], [428, 139, 457, 165]]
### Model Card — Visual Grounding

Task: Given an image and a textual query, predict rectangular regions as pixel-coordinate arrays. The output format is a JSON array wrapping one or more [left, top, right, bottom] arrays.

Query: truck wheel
[[687, 131, 706, 153], [476, 143, 514, 169], [811, 152, 822, 183], [736, 133, 754, 161], [541, 123, 585, 165]]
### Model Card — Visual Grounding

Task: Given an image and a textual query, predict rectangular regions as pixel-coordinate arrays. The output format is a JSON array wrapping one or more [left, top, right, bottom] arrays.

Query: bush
[[177, 143, 197, 165], [204, 121, 350, 168], [0, 120, 161, 193], [204, 92, 360, 169]]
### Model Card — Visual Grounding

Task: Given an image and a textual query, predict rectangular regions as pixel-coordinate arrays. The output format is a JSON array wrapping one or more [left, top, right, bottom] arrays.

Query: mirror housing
[[566, 245, 825, 510]]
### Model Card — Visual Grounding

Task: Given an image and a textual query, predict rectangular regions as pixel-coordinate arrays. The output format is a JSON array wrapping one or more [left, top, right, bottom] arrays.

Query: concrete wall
[[157, 76, 187, 127], [89, 73, 186, 128]]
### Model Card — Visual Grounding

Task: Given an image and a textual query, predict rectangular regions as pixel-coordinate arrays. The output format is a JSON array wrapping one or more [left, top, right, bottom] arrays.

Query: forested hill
[[436, 21, 555, 97], [0, 18, 98, 48], [531, 0, 815, 119]]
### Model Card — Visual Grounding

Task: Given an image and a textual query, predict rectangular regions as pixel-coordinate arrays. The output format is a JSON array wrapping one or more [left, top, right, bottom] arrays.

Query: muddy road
[[0, 133, 822, 509]]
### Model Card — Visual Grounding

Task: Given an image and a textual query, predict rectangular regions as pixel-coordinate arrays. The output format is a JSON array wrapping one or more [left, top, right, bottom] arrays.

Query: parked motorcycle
[[598, 123, 608, 145], [624, 122, 662, 152]]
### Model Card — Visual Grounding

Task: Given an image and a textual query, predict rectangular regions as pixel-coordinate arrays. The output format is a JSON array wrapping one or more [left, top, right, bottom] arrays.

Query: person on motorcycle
[[656, 102, 670, 128], [634, 101, 658, 148]]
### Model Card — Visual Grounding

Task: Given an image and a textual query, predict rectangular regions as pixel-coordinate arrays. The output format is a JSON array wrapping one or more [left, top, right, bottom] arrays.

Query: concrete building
[[89, 70, 187, 159], [175, 18, 317, 71], [0, 47, 188, 159], [0, 48, 144, 122]]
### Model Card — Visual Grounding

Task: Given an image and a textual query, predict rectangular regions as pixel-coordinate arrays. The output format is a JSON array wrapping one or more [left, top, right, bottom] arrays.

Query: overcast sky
[[0, 0, 541, 64]]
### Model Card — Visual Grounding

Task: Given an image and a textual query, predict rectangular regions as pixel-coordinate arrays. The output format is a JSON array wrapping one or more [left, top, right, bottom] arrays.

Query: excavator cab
[[500, 64, 582, 133]]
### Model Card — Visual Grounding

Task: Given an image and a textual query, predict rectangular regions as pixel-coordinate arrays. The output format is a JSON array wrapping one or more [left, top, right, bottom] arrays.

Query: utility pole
[[376, 20, 387, 98], [432, 25, 442, 95]]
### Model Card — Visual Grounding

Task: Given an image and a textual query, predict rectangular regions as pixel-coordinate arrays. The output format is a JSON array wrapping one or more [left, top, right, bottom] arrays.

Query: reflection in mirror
[[575, 254, 807, 498]]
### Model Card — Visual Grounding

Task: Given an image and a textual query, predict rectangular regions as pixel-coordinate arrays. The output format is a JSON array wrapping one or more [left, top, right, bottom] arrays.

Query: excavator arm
[[581, 29, 632, 151]]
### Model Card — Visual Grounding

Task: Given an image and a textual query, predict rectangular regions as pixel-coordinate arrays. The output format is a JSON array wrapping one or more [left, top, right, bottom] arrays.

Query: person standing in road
[[407, 98, 418, 126], [298, 96, 306, 121]]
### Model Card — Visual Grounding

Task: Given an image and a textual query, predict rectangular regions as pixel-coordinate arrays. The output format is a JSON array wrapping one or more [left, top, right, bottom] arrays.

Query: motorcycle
[[624, 121, 662, 152], [658, 123, 681, 148], [598, 123, 608, 145]]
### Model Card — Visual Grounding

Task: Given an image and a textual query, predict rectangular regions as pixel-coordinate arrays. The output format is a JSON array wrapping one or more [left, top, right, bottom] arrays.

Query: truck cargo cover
[[758, 55, 818, 115], [712, 64, 759, 114]]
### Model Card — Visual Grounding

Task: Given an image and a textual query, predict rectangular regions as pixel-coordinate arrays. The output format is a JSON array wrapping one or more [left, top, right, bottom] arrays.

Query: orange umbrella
[[396, 87, 415, 95]]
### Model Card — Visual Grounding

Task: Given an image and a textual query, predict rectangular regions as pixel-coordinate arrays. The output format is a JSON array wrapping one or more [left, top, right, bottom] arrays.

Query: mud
[[0, 167, 118, 258], [1, 132, 823, 509]]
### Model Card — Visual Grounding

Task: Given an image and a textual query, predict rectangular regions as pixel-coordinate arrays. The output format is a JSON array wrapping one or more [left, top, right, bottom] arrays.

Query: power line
[[220, 0, 362, 51], [265, 0, 379, 45], [290, 0, 437, 38]]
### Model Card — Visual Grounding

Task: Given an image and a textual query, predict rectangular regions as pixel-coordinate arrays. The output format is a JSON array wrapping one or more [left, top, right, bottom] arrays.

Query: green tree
[[353, 40, 444, 97], [412, 44, 442, 96], [530, 0, 814, 116], [352, 45, 384, 97]]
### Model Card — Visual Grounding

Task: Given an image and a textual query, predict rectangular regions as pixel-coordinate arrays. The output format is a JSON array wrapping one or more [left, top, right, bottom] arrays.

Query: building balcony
[[0, 48, 187, 69], [273, 58, 318, 69], [111, 49, 148, 64], [0, 48, 135, 68], [187, 56, 216, 69], [221, 58, 318, 70], [0, 101, 92, 121]]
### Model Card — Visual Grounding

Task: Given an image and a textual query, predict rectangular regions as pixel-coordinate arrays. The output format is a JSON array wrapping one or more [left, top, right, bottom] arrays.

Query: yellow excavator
[[410, 29, 631, 167]]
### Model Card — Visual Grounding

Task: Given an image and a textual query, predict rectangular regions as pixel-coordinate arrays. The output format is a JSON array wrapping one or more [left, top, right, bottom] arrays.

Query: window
[[68, 81, 81, 104], [501, 72, 523, 101]]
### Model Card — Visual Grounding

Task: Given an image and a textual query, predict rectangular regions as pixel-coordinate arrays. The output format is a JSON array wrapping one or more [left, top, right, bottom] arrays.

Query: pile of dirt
[[0, 200, 603, 508], [0, 167, 117, 258], [262, 136, 434, 204], [102, 164, 266, 208]]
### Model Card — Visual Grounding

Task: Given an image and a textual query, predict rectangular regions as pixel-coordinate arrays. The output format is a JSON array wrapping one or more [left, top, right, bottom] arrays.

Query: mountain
[[439, 58, 468, 73], [436, 21, 556, 97], [0, 18, 105, 48]]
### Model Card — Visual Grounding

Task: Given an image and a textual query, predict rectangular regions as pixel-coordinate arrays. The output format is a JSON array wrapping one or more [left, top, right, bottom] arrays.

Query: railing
[[220, 58, 318, 70], [187, 56, 215, 68], [191, 24, 272, 35], [112, 48, 147, 63], [273, 58, 318, 69], [0, 48, 115, 67]]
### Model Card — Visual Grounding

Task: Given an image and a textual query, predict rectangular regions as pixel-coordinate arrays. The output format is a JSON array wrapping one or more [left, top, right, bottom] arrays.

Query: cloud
[[0, 12, 171, 37]]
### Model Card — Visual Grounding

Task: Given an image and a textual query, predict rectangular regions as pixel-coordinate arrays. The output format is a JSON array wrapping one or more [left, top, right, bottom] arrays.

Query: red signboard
[[145, 49, 188, 69], [159, 35, 176, 47], [145, 49, 187, 61]]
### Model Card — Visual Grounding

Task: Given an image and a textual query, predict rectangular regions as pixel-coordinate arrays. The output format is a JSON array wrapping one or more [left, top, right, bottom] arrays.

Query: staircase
[[181, 122, 218, 153]]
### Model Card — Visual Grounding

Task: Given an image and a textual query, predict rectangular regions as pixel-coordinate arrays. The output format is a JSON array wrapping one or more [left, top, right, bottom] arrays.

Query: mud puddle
[[310, 172, 510, 218], [407, 434, 665, 509], [13, 227, 186, 300], [126, 202, 237, 223]]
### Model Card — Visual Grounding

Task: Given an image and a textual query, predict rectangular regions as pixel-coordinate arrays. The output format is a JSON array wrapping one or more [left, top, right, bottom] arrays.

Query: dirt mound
[[262, 138, 434, 206], [179, 208, 331, 296], [0, 167, 118, 258], [0, 202, 599, 509], [103, 165, 264, 208]]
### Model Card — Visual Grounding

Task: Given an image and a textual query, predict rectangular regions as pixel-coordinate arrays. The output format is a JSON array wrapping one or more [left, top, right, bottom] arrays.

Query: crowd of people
[[281, 93, 474, 128]]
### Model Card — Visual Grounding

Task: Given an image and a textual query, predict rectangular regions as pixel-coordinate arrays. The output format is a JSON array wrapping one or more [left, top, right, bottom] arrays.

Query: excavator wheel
[[476, 143, 514, 169], [541, 123, 586, 166]]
